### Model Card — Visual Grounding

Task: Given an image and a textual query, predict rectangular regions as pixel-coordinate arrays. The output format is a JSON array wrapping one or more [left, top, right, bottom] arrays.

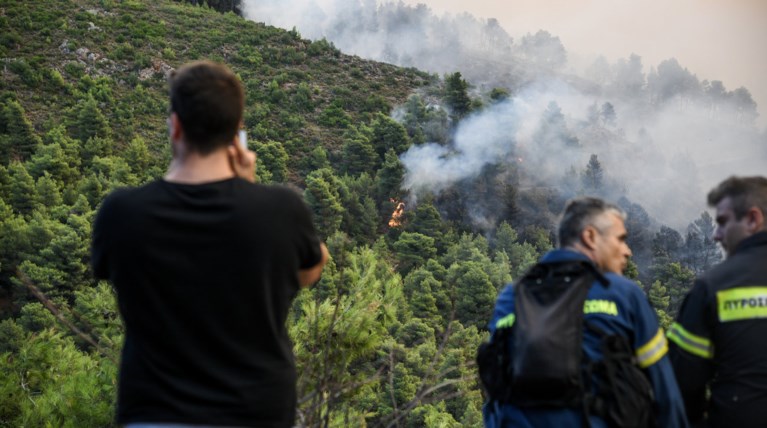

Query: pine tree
[[35, 173, 62, 208], [493, 221, 519, 256], [341, 134, 377, 177], [0, 163, 10, 201], [402, 95, 428, 143], [393, 232, 437, 275], [7, 161, 38, 216], [534, 101, 578, 149], [370, 112, 411, 160], [508, 241, 538, 278], [581, 154, 604, 193], [304, 168, 344, 239], [338, 175, 378, 244], [449, 261, 496, 330], [406, 201, 444, 249], [38, 224, 90, 292], [179, 0, 243, 15], [376, 149, 404, 202], [42, 125, 82, 181], [648, 280, 672, 329], [82, 136, 114, 165], [0, 329, 117, 425], [445, 72, 471, 120], [290, 247, 402, 426], [601, 102, 616, 126], [1, 100, 41, 161], [254, 140, 289, 183], [403, 268, 443, 329], [655, 262, 695, 316], [301, 145, 331, 174], [74, 94, 111, 142], [27, 140, 79, 185], [124, 136, 151, 175], [682, 211, 721, 273]]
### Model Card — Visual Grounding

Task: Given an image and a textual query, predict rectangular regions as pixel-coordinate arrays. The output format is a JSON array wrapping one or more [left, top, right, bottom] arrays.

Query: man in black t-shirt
[[92, 61, 328, 428]]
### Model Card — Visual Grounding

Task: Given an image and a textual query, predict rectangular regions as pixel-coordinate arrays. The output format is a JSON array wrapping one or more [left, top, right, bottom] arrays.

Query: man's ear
[[581, 225, 599, 250], [746, 207, 765, 233], [169, 113, 183, 141]]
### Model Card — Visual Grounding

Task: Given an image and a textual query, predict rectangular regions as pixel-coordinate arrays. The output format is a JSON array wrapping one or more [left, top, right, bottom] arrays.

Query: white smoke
[[242, 0, 517, 76], [401, 77, 765, 229], [242, 0, 766, 229], [401, 100, 519, 194]]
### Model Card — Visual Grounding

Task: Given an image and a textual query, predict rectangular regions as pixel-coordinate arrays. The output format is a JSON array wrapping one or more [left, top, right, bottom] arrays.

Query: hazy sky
[[401, 0, 767, 130]]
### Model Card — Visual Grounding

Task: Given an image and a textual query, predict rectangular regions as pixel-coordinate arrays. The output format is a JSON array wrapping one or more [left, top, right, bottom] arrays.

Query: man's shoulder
[[704, 242, 767, 282], [94, 182, 163, 232], [237, 181, 303, 201], [599, 273, 650, 308], [236, 183, 309, 220], [265, 183, 305, 202], [699, 260, 730, 288], [111, 179, 164, 195], [497, 282, 515, 301], [696, 255, 752, 295], [490, 283, 516, 324], [603, 273, 642, 291], [714, 231, 767, 269], [99, 181, 158, 209]]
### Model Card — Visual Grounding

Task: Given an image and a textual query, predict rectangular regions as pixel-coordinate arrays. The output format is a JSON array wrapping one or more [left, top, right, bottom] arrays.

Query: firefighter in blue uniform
[[668, 176, 767, 428], [483, 197, 688, 427]]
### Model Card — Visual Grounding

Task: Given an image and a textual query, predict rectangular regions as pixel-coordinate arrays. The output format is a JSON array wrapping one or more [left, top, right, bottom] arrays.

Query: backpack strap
[[581, 261, 609, 287], [583, 321, 657, 428], [477, 325, 515, 402]]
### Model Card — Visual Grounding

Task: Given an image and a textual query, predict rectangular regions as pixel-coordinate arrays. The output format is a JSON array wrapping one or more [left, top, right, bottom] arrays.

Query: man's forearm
[[298, 243, 329, 288]]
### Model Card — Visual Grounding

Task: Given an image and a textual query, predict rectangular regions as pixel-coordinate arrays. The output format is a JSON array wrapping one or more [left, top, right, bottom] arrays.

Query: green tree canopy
[[370, 112, 411, 160], [73, 94, 111, 143], [0, 99, 41, 162], [444, 72, 471, 120], [304, 168, 344, 239]]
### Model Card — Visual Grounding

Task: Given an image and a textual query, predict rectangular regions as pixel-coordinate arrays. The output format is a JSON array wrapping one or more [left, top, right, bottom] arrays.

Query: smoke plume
[[242, 0, 766, 230]]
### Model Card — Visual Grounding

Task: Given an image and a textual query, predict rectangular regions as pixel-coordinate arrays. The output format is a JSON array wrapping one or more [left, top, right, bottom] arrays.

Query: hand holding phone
[[238, 129, 248, 149], [229, 129, 256, 182]]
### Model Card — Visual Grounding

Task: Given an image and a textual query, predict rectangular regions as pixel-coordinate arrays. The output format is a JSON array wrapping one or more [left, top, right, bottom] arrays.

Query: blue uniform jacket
[[483, 249, 689, 428]]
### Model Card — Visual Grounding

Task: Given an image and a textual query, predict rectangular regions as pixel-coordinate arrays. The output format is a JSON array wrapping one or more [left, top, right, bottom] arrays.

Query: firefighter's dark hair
[[708, 176, 767, 220]]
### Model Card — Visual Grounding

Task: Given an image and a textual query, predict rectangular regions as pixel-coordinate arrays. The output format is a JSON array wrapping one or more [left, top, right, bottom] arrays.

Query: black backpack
[[477, 260, 656, 428]]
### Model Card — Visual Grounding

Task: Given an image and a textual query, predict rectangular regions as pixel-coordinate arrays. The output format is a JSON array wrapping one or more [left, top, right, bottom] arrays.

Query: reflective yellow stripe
[[495, 313, 515, 329], [583, 299, 618, 316], [636, 328, 668, 368], [495, 299, 619, 329], [717, 287, 767, 322], [667, 322, 713, 359]]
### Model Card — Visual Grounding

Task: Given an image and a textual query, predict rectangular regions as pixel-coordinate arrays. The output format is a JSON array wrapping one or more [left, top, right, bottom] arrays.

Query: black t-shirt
[[92, 178, 322, 427]]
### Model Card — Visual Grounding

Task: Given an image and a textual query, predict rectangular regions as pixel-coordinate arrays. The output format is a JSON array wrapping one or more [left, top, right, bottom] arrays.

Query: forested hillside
[[250, 0, 766, 229], [0, 0, 744, 426]]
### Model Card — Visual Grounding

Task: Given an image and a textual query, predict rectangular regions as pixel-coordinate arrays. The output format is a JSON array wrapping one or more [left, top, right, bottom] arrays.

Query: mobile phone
[[238, 129, 248, 149]]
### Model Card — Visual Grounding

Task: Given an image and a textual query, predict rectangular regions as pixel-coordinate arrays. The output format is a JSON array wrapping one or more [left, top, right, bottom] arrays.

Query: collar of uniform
[[733, 230, 767, 255], [540, 248, 592, 264]]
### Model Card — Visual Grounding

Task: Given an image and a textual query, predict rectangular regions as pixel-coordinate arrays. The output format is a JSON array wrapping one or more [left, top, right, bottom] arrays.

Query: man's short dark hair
[[558, 197, 626, 247], [169, 61, 244, 155], [707, 176, 767, 220]]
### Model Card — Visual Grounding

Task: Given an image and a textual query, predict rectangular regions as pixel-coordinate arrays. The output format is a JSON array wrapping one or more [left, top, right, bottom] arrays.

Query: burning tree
[[388, 199, 406, 228]]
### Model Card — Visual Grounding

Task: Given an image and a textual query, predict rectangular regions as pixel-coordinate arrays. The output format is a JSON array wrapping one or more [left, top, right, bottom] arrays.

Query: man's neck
[[164, 147, 234, 184], [563, 244, 598, 266]]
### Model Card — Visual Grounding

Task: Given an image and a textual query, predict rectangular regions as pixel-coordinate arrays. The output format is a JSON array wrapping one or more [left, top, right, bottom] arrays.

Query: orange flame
[[388, 199, 406, 228]]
